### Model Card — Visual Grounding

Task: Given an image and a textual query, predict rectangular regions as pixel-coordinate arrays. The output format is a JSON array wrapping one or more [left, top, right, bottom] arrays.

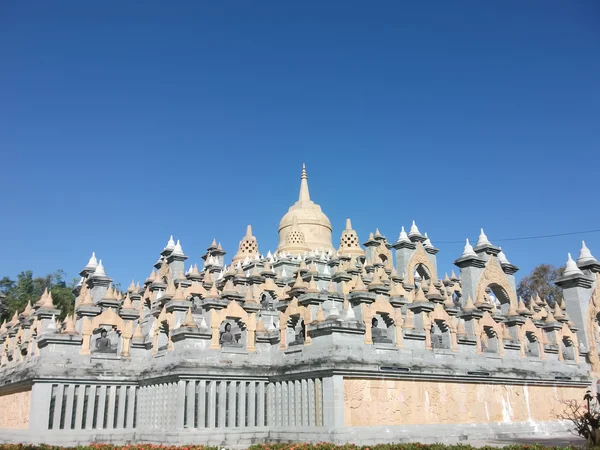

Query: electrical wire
[[434, 229, 600, 244]]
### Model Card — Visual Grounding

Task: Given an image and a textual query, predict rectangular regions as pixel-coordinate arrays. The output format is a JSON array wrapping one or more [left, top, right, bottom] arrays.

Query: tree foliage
[[517, 264, 564, 307], [0, 270, 75, 322]]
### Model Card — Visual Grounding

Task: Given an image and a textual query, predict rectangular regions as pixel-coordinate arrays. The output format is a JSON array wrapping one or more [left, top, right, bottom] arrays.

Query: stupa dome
[[277, 164, 334, 254]]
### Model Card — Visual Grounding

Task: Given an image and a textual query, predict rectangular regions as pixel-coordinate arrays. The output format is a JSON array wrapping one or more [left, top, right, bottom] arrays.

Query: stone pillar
[[176, 380, 186, 429], [238, 381, 246, 428], [322, 375, 344, 427], [556, 273, 595, 350], [197, 380, 206, 428], [29, 383, 53, 431]]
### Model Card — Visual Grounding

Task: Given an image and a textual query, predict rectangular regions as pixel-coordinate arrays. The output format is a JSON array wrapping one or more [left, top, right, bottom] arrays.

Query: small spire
[[414, 286, 428, 303], [81, 291, 93, 306], [133, 323, 144, 339], [307, 276, 319, 294], [246, 225, 253, 238], [564, 253, 584, 276], [397, 226, 410, 243], [87, 252, 98, 268], [461, 239, 477, 258], [172, 240, 184, 256], [463, 295, 476, 312], [497, 248, 510, 264], [477, 228, 491, 247], [409, 220, 421, 237], [210, 238, 217, 248], [122, 293, 134, 310], [298, 163, 311, 202], [62, 315, 78, 335], [345, 218, 352, 230], [578, 241, 596, 264], [164, 235, 175, 251], [94, 260, 107, 277], [128, 280, 136, 292], [423, 233, 432, 248], [184, 308, 198, 328]]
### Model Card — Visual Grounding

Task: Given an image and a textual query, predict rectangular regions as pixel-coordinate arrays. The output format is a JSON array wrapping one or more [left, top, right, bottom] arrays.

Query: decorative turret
[[232, 225, 260, 264], [161, 235, 176, 257], [577, 241, 600, 272], [79, 252, 98, 277], [474, 228, 501, 256], [167, 239, 188, 279], [408, 221, 425, 243], [87, 259, 113, 303], [338, 218, 365, 257], [277, 164, 334, 254], [497, 248, 519, 275], [454, 239, 485, 268]]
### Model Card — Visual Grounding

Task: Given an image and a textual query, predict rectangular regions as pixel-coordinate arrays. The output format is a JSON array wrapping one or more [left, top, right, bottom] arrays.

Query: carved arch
[[211, 300, 257, 351], [361, 296, 403, 348], [429, 303, 458, 351], [81, 308, 133, 356], [560, 322, 580, 363], [279, 298, 311, 349], [406, 243, 438, 285], [518, 318, 545, 360], [475, 257, 517, 310], [477, 311, 504, 356]]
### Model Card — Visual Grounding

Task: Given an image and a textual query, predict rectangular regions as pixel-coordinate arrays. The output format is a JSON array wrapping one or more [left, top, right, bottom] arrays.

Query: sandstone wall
[[343, 378, 583, 426], [0, 390, 31, 429]]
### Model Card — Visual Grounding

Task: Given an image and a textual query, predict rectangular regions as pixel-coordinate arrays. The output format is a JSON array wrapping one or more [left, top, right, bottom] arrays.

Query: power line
[[434, 228, 600, 244]]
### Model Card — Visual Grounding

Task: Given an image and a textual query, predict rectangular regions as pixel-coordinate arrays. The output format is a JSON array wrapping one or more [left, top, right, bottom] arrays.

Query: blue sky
[[1, 1, 599, 288]]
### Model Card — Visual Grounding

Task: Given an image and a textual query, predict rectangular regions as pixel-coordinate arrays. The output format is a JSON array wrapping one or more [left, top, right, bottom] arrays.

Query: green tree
[[517, 264, 564, 307], [0, 270, 75, 322]]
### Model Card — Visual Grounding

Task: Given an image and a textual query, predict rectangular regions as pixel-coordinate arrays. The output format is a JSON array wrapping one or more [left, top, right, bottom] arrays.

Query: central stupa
[[276, 164, 334, 255]]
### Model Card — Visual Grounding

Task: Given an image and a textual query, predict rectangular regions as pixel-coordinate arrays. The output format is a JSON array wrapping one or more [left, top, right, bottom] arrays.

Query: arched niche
[[518, 318, 545, 360], [81, 308, 133, 357], [362, 296, 403, 348], [210, 300, 257, 351], [475, 257, 517, 311], [476, 312, 504, 356], [287, 316, 306, 347], [373, 242, 393, 269], [406, 243, 437, 286], [429, 303, 458, 351], [151, 307, 175, 354], [219, 318, 246, 348], [560, 323, 579, 363], [279, 298, 310, 349]]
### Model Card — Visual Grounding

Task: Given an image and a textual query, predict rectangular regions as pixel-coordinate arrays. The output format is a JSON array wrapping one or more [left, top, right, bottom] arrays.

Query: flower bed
[[0, 444, 576, 450], [248, 445, 574, 450], [0, 442, 575, 450]]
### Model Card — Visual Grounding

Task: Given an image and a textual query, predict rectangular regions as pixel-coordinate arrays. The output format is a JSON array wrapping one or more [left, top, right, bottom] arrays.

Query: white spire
[[93, 260, 107, 277], [497, 248, 510, 264], [87, 252, 98, 268], [164, 235, 175, 251], [461, 239, 477, 258], [408, 220, 421, 237], [477, 228, 491, 247], [172, 240, 184, 256], [578, 241, 596, 264], [564, 253, 584, 276], [423, 232, 432, 248], [397, 226, 410, 243]]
